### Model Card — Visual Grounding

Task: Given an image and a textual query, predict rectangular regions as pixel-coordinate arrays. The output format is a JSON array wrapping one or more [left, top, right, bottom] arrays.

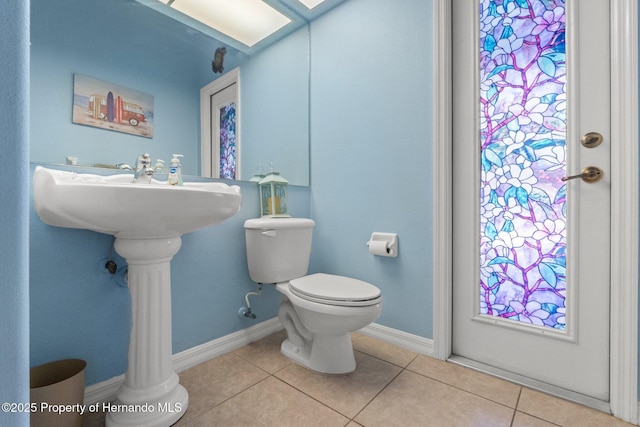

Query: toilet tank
[[244, 217, 314, 284]]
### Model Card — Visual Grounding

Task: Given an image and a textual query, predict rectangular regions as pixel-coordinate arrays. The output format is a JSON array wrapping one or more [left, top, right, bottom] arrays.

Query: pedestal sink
[[33, 166, 242, 426]]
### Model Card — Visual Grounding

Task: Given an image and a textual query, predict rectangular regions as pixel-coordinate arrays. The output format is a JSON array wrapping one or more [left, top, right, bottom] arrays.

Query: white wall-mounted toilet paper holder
[[367, 232, 398, 257]]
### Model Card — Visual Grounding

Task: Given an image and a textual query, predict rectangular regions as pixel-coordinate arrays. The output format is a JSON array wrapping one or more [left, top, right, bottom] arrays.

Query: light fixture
[[159, 0, 291, 47], [297, 0, 326, 9]]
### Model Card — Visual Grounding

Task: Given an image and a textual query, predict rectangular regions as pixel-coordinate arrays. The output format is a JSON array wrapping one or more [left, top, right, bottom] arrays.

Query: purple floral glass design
[[479, 0, 567, 329], [219, 103, 237, 180]]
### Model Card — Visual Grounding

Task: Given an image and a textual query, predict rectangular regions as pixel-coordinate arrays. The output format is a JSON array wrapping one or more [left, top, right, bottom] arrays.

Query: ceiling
[[135, 0, 348, 55]]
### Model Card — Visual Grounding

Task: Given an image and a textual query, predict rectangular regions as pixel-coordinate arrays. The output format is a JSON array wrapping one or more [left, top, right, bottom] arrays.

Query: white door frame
[[432, 0, 639, 423], [200, 67, 241, 179]]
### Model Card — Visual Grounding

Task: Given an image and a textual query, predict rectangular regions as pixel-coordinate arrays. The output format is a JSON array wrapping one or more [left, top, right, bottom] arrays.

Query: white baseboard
[[171, 317, 283, 373], [84, 320, 433, 406], [358, 323, 434, 356], [84, 318, 282, 405]]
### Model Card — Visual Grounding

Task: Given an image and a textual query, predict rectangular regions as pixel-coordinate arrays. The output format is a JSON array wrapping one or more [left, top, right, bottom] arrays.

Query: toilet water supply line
[[240, 284, 263, 319]]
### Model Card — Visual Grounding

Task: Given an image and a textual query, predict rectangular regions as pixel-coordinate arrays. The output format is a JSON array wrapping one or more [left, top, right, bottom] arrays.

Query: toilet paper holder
[[367, 232, 398, 257]]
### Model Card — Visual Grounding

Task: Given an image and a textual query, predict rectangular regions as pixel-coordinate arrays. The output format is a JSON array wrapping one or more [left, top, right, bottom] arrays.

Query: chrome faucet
[[133, 153, 154, 183]]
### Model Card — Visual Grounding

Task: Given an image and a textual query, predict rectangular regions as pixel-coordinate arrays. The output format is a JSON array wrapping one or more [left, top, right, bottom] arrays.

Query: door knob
[[561, 166, 604, 183]]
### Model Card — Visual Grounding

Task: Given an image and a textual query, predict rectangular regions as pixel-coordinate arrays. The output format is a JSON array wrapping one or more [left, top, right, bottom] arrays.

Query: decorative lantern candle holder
[[258, 171, 289, 217]]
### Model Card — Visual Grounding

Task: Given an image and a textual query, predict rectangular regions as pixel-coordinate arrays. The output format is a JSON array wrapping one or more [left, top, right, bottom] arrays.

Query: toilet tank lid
[[244, 217, 315, 230]]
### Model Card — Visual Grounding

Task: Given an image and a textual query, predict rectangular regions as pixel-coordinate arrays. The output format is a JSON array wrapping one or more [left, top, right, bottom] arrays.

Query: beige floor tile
[[354, 370, 514, 427], [179, 376, 349, 427], [351, 332, 418, 367], [275, 351, 401, 418], [81, 332, 629, 427], [233, 329, 293, 374], [512, 411, 559, 427], [407, 355, 521, 408], [176, 353, 269, 424], [517, 388, 634, 427]]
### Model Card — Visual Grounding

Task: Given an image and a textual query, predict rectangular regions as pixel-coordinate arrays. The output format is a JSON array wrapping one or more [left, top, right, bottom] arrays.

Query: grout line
[[87, 331, 613, 426], [269, 374, 348, 421], [350, 362, 407, 423], [509, 388, 523, 427], [184, 332, 550, 426], [515, 387, 523, 409], [402, 359, 521, 413], [352, 347, 420, 370]]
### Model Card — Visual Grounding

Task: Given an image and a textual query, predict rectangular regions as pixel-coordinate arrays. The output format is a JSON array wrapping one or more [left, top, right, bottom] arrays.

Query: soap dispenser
[[167, 154, 183, 186]]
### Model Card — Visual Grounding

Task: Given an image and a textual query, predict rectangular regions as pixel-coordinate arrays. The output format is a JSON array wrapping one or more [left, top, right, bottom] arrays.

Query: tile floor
[[84, 331, 633, 427]]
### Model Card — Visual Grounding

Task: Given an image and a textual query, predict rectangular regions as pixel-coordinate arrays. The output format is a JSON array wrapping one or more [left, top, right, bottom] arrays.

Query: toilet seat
[[289, 273, 382, 307]]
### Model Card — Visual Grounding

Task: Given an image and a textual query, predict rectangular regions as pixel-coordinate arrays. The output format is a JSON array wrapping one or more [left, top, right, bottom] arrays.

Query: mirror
[[30, 0, 310, 186]]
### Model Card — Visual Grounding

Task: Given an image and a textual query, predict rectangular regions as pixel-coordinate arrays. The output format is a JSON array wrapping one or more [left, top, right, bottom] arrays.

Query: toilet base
[[281, 334, 357, 374]]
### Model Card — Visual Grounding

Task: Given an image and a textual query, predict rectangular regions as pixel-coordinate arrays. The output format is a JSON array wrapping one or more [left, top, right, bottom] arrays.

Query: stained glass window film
[[479, 0, 567, 329], [219, 102, 237, 180]]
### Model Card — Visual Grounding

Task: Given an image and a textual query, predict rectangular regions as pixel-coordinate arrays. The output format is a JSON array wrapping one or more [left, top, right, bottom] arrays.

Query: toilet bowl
[[244, 218, 382, 374], [277, 273, 382, 374]]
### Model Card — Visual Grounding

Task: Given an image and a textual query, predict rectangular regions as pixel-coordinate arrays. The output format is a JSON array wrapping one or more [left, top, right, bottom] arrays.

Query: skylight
[[159, 0, 292, 47]]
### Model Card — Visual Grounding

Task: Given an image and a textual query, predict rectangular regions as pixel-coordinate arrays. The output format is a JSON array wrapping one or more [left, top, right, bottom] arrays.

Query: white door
[[452, 0, 611, 400]]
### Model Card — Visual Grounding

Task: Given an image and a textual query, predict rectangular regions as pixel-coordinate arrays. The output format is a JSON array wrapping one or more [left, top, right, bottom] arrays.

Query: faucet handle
[[137, 153, 151, 166]]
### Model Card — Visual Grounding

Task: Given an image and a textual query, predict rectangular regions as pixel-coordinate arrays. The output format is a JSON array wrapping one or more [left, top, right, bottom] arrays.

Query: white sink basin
[[33, 166, 242, 238]]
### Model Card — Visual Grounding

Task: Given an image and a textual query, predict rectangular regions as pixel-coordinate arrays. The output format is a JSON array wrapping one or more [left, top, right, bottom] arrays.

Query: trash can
[[30, 359, 86, 427]]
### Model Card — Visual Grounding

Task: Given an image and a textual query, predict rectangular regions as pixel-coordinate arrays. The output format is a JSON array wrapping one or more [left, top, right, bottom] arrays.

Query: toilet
[[244, 217, 382, 374]]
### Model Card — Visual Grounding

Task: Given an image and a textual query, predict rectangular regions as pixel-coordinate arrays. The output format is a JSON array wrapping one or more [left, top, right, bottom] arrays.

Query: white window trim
[[200, 67, 241, 179], [432, 0, 639, 423]]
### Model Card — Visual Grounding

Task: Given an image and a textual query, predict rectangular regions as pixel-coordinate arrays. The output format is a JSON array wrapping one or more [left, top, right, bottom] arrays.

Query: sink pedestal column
[[106, 237, 188, 427]]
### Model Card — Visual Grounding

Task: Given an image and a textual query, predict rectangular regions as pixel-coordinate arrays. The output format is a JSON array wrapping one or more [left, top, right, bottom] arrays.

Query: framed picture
[[72, 74, 154, 138]]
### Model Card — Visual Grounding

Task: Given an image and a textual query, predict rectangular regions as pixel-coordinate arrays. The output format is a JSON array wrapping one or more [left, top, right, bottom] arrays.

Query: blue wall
[[27, 0, 434, 388], [28, 0, 312, 386], [15, 0, 640, 406], [0, 1, 30, 426], [28, 0, 434, 388], [241, 26, 310, 185], [308, 0, 434, 337]]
